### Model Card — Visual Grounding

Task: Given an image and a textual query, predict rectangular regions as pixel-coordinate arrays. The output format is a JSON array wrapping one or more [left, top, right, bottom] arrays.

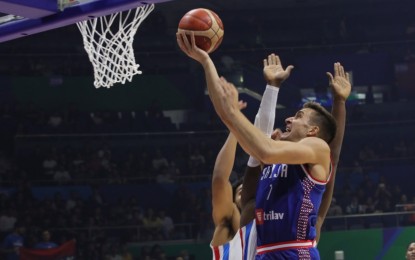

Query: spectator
[[152, 150, 169, 171], [189, 149, 205, 169], [378, 198, 394, 213], [156, 167, 174, 184], [177, 249, 192, 260], [158, 211, 174, 239], [346, 196, 364, 214], [406, 241, 415, 260], [121, 244, 133, 260], [143, 208, 161, 232], [91, 187, 105, 206], [42, 153, 58, 176], [362, 196, 377, 214], [0, 209, 16, 235], [104, 244, 122, 260], [47, 113, 62, 128], [53, 165, 71, 183], [404, 197, 415, 225], [1, 222, 25, 260], [327, 197, 343, 216], [375, 182, 392, 202], [34, 230, 58, 249], [66, 192, 78, 211]]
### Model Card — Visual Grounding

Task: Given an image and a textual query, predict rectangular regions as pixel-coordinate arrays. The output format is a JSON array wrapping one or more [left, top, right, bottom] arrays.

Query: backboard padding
[[0, 0, 173, 43]]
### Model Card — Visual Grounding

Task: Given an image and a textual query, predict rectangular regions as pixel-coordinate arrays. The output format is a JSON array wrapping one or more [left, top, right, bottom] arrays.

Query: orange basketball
[[178, 8, 224, 53]]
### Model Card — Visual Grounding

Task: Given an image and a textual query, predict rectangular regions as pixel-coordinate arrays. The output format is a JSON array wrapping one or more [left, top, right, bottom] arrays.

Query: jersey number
[[266, 184, 273, 200]]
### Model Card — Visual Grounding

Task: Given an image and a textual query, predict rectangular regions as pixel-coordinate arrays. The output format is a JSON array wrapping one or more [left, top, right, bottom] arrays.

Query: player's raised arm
[[211, 101, 246, 225], [327, 62, 351, 166], [315, 62, 351, 242], [176, 32, 226, 118]]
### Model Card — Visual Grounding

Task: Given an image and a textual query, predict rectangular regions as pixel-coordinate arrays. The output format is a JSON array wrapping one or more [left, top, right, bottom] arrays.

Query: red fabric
[[213, 245, 220, 260], [20, 240, 76, 260]]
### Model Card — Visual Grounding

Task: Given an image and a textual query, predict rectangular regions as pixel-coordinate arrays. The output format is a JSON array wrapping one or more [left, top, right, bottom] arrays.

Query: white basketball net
[[77, 4, 155, 88]]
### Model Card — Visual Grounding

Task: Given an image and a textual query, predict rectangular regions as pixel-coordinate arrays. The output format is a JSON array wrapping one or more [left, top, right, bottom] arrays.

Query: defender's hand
[[263, 53, 294, 87], [238, 100, 247, 111], [327, 62, 351, 101]]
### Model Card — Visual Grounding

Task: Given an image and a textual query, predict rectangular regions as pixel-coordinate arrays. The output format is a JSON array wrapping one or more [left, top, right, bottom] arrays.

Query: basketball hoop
[[77, 4, 154, 88]]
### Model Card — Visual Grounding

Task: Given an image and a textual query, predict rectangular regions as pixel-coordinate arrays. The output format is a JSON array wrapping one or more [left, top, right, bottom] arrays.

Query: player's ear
[[307, 125, 319, 137]]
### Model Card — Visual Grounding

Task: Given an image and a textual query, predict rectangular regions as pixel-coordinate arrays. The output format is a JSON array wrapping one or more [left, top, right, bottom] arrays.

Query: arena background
[[0, 0, 414, 259]]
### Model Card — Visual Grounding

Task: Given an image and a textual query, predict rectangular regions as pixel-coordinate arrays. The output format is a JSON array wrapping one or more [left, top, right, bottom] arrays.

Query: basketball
[[178, 8, 224, 53]]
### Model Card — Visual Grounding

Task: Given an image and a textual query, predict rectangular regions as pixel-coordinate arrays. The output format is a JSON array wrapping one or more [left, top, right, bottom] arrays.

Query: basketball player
[[407, 242, 415, 260], [177, 32, 336, 259], [237, 61, 350, 254], [215, 78, 335, 260], [209, 103, 246, 260], [239, 61, 351, 251]]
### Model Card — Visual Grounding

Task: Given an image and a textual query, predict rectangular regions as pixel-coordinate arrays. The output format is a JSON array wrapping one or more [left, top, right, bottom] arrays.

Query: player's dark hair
[[303, 101, 337, 144], [231, 178, 243, 201]]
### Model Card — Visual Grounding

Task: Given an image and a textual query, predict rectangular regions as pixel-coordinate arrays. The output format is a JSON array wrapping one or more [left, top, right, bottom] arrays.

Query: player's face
[[280, 108, 315, 142], [234, 184, 243, 210], [407, 243, 415, 260]]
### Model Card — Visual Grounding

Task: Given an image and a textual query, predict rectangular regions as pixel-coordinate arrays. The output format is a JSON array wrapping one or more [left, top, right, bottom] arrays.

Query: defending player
[[315, 63, 351, 243], [209, 102, 246, 260]]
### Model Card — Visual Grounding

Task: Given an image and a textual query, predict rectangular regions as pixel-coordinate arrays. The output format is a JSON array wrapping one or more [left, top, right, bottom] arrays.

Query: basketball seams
[[179, 14, 212, 30], [203, 9, 219, 53], [178, 8, 224, 53]]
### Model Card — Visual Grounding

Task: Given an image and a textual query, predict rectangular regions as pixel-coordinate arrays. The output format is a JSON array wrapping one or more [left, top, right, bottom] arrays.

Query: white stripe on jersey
[[241, 220, 257, 260]]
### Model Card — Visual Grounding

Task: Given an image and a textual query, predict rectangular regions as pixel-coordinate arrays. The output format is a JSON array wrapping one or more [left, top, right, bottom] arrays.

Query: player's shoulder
[[300, 137, 330, 151]]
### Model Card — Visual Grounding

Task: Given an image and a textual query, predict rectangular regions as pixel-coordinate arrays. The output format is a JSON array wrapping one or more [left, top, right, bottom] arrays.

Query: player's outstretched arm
[[316, 62, 351, 243], [211, 133, 239, 227], [176, 32, 225, 117], [254, 53, 293, 137], [326, 62, 351, 166], [211, 101, 247, 230]]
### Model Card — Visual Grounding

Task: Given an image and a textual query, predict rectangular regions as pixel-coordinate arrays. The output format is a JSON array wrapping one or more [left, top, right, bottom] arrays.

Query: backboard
[[0, 0, 173, 43]]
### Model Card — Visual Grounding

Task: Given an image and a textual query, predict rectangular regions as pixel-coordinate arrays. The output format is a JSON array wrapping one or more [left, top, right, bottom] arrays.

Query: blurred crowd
[[0, 0, 415, 76]]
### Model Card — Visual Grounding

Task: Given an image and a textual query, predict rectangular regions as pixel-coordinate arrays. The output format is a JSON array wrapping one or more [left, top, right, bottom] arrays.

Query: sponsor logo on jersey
[[255, 209, 284, 225]]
